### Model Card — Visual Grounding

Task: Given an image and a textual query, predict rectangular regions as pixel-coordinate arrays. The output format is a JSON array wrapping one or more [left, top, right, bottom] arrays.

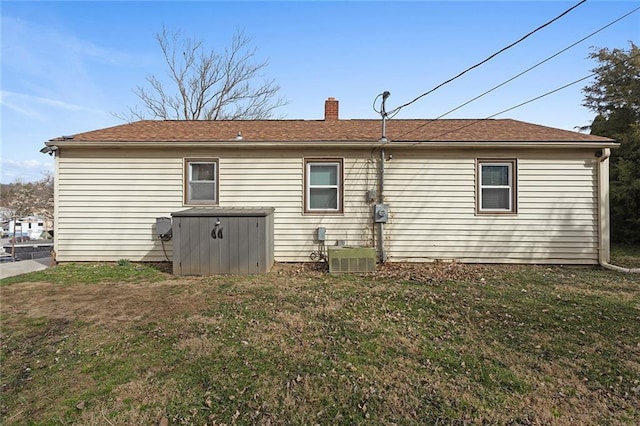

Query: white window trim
[[305, 160, 342, 213], [477, 160, 516, 214], [185, 159, 218, 205]]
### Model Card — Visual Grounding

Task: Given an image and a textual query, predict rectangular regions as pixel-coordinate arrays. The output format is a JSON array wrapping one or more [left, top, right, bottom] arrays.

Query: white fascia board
[[48, 140, 620, 150]]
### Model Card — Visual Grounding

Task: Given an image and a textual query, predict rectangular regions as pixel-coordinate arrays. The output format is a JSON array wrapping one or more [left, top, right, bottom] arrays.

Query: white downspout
[[597, 148, 640, 273]]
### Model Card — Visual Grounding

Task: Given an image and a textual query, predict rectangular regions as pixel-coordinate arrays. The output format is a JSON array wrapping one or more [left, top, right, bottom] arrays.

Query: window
[[477, 159, 517, 213], [185, 159, 218, 205], [304, 159, 343, 213]]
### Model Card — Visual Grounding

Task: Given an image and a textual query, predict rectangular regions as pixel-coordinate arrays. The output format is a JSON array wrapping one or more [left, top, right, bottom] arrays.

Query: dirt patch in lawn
[[0, 280, 213, 326], [0, 262, 508, 327]]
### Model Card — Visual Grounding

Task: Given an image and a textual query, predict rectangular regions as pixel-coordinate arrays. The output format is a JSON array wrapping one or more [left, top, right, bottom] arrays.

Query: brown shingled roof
[[52, 118, 613, 143]]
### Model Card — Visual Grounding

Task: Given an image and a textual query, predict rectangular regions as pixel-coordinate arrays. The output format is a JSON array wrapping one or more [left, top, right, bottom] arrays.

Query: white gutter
[[47, 140, 619, 150], [597, 148, 640, 273]]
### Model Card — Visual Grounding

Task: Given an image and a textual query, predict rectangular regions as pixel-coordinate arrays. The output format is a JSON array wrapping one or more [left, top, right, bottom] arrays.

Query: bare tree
[[119, 27, 287, 121], [1, 173, 54, 224]]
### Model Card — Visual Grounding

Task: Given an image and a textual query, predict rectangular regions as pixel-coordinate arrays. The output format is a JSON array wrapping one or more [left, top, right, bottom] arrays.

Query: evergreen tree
[[582, 42, 640, 244]]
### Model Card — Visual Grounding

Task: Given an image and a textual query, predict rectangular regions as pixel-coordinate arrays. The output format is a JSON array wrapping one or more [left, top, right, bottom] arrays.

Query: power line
[[385, 0, 588, 117], [400, 51, 640, 145], [392, 5, 640, 140]]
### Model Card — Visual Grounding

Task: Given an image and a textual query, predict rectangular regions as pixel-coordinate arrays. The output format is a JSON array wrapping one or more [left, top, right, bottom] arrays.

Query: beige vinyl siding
[[220, 154, 376, 261], [55, 146, 599, 265], [55, 148, 376, 262], [55, 153, 183, 261], [384, 149, 598, 264]]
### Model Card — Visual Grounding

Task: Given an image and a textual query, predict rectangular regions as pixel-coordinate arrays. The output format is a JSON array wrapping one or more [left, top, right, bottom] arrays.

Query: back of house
[[42, 98, 617, 270]]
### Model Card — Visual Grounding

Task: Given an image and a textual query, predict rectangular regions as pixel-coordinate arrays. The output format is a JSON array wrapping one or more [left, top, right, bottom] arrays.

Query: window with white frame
[[185, 159, 218, 204], [305, 159, 343, 213], [477, 159, 517, 213]]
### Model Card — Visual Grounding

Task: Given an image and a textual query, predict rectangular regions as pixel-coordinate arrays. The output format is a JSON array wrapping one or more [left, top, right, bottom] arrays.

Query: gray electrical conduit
[[597, 148, 640, 273]]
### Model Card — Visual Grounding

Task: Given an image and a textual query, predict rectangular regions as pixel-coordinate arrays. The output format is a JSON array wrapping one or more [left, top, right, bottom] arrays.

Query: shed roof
[[51, 118, 613, 144]]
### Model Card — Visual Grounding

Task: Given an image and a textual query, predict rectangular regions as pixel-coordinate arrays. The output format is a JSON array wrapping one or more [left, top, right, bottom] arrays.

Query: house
[[0, 207, 12, 237], [7, 216, 46, 240], [42, 97, 617, 267]]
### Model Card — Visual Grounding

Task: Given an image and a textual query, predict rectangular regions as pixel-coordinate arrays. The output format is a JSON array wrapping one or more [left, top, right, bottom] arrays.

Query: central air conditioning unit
[[327, 246, 376, 274]]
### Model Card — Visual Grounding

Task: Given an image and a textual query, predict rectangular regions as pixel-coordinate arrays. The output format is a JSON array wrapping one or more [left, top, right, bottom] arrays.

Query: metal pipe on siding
[[378, 147, 387, 263], [380, 147, 385, 197], [376, 91, 390, 264]]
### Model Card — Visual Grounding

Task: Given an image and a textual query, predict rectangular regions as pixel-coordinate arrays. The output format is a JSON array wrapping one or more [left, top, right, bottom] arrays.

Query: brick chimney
[[324, 97, 339, 121]]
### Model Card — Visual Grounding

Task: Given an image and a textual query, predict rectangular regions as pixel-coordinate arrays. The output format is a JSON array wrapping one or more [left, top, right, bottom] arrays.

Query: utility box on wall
[[374, 204, 390, 223], [171, 207, 274, 276]]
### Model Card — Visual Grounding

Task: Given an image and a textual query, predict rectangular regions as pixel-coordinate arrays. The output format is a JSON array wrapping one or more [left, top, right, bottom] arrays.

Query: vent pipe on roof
[[324, 97, 339, 121]]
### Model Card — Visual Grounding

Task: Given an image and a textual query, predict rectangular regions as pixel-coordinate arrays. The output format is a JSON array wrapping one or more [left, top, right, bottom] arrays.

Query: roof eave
[[46, 140, 620, 149]]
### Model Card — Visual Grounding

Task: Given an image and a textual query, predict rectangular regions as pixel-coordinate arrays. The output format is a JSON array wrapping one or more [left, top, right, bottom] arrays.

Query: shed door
[[201, 216, 261, 274], [228, 216, 262, 274], [176, 215, 263, 275]]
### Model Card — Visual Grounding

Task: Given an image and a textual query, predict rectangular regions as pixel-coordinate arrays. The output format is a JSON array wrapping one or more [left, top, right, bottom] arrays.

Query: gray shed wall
[[171, 208, 274, 275]]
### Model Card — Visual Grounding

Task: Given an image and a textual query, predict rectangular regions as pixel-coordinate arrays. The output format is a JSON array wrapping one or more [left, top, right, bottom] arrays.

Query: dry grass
[[1, 260, 639, 425]]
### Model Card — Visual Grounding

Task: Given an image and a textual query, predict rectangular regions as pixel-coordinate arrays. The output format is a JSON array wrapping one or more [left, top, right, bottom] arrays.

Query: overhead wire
[[385, 0, 588, 117], [372, 93, 384, 115], [392, 5, 640, 141], [400, 51, 640, 146]]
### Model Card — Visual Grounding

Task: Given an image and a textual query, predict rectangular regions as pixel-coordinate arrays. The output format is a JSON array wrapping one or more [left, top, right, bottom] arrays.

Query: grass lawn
[[1, 252, 639, 425], [610, 244, 640, 269]]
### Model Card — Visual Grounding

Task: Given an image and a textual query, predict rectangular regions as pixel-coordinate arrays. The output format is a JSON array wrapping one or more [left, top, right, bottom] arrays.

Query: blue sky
[[1, 0, 638, 183]]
